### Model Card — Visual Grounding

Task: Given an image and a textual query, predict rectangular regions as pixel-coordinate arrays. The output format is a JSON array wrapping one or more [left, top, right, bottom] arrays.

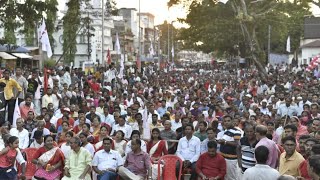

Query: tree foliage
[[0, 0, 57, 47], [62, 0, 83, 64], [168, 0, 312, 76]]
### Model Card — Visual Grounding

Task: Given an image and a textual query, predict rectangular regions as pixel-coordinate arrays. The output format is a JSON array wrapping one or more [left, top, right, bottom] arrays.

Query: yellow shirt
[[0, 78, 22, 100], [279, 151, 305, 177]]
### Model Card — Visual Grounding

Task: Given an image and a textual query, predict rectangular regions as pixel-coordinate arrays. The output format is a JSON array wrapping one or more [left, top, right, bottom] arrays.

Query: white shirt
[[242, 164, 280, 180], [92, 149, 124, 171], [171, 120, 182, 132], [112, 124, 132, 139], [83, 143, 95, 157], [9, 128, 29, 149], [124, 140, 147, 155], [101, 114, 115, 127], [29, 141, 44, 148], [60, 143, 72, 158], [30, 128, 51, 139], [176, 136, 201, 163]]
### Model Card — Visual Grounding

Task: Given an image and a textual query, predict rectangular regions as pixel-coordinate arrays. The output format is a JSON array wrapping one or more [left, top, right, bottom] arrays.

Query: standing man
[[62, 137, 92, 180], [160, 120, 177, 154], [0, 82, 6, 125], [118, 139, 151, 180], [237, 124, 257, 172], [242, 146, 280, 180], [11, 67, 28, 104], [196, 140, 226, 180], [176, 124, 201, 179], [255, 125, 279, 169], [92, 137, 123, 180], [0, 69, 22, 125], [279, 136, 305, 177], [217, 115, 241, 180]]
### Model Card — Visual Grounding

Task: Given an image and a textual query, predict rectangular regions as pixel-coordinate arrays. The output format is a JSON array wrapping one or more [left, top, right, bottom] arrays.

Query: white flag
[[286, 36, 291, 52], [115, 32, 121, 54], [12, 99, 21, 128], [118, 55, 124, 79], [219, 0, 229, 4], [171, 44, 175, 58], [39, 19, 53, 58], [149, 42, 155, 56]]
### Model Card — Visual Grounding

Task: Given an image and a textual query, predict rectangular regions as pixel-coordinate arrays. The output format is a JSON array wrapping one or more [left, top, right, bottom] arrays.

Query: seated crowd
[[0, 64, 319, 180]]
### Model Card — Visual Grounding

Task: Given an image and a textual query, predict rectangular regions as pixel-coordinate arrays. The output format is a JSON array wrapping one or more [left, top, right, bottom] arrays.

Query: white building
[[52, 4, 114, 68]]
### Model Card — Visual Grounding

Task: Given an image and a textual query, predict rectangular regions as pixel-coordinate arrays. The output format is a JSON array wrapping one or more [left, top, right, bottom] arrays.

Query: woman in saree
[[32, 135, 65, 180], [147, 128, 168, 179], [93, 125, 113, 150], [77, 123, 94, 143], [91, 116, 101, 137], [57, 121, 72, 145], [73, 116, 86, 134], [113, 130, 126, 157]]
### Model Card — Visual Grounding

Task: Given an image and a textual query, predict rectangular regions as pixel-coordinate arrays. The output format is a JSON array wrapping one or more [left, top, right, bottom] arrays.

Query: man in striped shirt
[[237, 123, 257, 172], [217, 115, 241, 180]]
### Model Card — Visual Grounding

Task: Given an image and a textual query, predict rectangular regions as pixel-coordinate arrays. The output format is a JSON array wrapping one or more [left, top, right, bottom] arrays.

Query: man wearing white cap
[[260, 99, 271, 116]]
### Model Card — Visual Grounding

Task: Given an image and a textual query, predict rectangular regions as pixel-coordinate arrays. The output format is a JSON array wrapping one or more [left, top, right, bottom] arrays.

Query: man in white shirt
[[242, 146, 280, 180], [101, 106, 115, 128], [30, 120, 50, 139], [176, 124, 201, 179], [171, 112, 182, 131], [111, 116, 132, 139], [42, 87, 61, 110], [9, 118, 29, 150], [92, 137, 124, 179]]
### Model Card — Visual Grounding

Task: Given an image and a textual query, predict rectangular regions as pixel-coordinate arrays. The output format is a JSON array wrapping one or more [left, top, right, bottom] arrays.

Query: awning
[[0, 52, 17, 60], [11, 53, 33, 59]]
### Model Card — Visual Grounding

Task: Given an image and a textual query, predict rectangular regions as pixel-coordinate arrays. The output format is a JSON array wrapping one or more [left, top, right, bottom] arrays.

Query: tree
[[0, 1, 57, 47], [62, 0, 83, 64], [45, 0, 59, 51], [168, 0, 311, 77]]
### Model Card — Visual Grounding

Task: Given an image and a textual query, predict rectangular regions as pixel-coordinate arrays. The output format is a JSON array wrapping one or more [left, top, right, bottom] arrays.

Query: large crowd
[[0, 62, 319, 180]]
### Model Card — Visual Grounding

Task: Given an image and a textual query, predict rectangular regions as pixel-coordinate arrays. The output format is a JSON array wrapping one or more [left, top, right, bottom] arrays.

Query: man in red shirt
[[89, 77, 100, 93], [196, 140, 226, 180]]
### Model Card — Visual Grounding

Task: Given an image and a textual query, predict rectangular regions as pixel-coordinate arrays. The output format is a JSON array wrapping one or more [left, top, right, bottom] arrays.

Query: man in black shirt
[[27, 71, 39, 96]]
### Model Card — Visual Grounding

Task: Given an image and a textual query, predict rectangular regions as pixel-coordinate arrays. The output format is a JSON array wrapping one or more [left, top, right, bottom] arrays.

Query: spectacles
[[284, 144, 295, 147]]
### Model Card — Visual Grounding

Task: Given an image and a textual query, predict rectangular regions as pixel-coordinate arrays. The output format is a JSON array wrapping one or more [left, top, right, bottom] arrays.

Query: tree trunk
[[231, 0, 268, 78]]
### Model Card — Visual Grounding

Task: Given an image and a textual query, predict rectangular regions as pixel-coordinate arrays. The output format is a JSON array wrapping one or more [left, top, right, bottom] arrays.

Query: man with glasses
[[279, 136, 305, 177], [62, 137, 92, 180]]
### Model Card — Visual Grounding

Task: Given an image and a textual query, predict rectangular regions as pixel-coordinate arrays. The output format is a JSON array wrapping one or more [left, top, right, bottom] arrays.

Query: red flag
[[107, 49, 111, 65], [44, 68, 48, 94]]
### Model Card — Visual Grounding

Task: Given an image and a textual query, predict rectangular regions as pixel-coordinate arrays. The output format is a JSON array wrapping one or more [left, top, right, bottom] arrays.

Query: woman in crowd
[[32, 135, 64, 180], [79, 132, 95, 156], [113, 130, 126, 157], [94, 125, 112, 150], [57, 121, 71, 145], [80, 123, 94, 143], [73, 116, 86, 134], [91, 116, 101, 137], [60, 131, 73, 158], [289, 116, 309, 140], [0, 136, 20, 179]]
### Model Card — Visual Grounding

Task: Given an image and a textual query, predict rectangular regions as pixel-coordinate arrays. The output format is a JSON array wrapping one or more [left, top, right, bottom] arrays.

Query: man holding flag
[[0, 69, 22, 125]]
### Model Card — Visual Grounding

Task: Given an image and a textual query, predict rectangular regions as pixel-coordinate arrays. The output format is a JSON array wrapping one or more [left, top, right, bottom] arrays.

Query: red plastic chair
[[19, 148, 38, 179], [157, 155, 183, 180]]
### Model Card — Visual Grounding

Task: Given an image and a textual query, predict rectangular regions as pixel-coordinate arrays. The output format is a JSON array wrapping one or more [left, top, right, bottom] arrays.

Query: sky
[[57, 0, 187, 26], [116, 0, 187, 25]]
